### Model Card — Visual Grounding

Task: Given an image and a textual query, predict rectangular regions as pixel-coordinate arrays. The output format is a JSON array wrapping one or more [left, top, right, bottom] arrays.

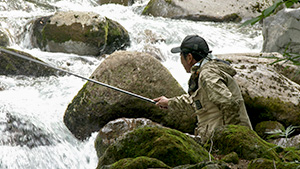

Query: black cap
[[171, 35, 211, 54]]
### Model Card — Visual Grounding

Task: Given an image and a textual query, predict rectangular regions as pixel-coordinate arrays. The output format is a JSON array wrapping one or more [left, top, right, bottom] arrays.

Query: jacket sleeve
[[168, 94, 195, 113], [199, 68, 240, 123]]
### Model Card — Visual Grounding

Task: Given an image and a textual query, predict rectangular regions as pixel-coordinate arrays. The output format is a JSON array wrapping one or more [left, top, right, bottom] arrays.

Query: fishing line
[[0, 48, 156, 104]]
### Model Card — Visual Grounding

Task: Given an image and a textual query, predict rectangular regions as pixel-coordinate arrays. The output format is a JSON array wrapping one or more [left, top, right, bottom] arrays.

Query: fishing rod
[[0, 48, 156, 104]]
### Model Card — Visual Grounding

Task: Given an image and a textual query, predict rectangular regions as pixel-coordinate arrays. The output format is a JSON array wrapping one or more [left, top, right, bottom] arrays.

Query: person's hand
[[153, 96, 169, 109]]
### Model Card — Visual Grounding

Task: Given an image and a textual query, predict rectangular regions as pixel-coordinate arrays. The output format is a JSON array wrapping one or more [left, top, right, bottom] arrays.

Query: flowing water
[[0, 0, 263, 168]]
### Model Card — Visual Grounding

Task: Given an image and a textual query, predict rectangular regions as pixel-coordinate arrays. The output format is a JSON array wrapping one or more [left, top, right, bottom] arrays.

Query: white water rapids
[[0, 0, 262, 168]]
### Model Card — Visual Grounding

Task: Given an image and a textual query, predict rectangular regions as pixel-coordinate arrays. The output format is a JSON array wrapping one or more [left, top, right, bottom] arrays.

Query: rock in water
[[31, 11, 130, 56], [63, 51, 196, 140], [0, 48, 59, 77]]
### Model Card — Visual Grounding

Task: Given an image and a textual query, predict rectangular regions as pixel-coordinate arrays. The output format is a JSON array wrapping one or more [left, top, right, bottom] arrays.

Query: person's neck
[[190, 59, 198, 67]]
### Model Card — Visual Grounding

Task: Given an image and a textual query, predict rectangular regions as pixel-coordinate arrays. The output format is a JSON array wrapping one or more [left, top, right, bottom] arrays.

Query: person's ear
[[186, 53, 193, 64]]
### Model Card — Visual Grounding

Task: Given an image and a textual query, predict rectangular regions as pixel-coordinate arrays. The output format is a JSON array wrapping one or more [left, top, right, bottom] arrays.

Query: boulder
[[142, 0, 274, 22], [173, 161, 230, 169], [95, 118, 162, 158], [97, 126, 210, 168], [0, 113, 54, 148], [98, 156, 171, 169], [263, 8, 300, 54], [212, 125, 280, 160], [255, 121, 285, 140], [221, 152, 239, 164], [216, 53, 300, 129], [134, 29, 166, 61], [97, 0, 134, 6], [31, 11, 130, 56], [64, 51, 196, 140], [248, 158, 300, 169], [271, 134, 300, 148], [0, 48, 59, 77], [0, 30, 9, 47]]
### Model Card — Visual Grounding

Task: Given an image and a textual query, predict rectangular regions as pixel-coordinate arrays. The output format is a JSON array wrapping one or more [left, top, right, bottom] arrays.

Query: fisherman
[[154, 35, 252, 143]]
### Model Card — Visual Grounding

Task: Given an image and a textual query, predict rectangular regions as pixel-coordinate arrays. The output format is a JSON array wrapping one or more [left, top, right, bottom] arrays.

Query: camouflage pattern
[[169, 59, 252, 143]]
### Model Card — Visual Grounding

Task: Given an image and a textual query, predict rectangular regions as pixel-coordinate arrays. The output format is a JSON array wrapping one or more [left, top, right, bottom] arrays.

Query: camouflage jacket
[[168, 58, 252, 142]]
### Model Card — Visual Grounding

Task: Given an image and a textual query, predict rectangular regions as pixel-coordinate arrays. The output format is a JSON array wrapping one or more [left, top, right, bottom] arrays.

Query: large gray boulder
[[63, 51, 196, 140], [31, 11, 130, 56], [142, 0, 274, 22], [262, 8, 300, 54], [216, 53, 300, 128]]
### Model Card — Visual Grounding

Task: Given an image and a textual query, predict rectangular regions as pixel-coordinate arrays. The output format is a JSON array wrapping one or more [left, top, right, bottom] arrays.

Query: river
[[0, 0, 262, 168]]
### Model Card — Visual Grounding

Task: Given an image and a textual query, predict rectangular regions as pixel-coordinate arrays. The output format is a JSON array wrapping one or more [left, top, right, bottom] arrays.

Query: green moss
[[248, 158, 300, 169], [142, 0, 173, 15], [98, 126, 210, 167], [103, 18, 109, 45], [165, 0, 172, 4], [111, 156, 171, 169], [0, 47, 57, 76], [243, 94, 300, 128], [280, 147, 300, 162], [63, 82, 108, 140], [42, 22, 106, 47], [174, 160, 230, 169], [109, 156, 171, 169], [255, 121, 284, 139], [221, 152, 239, 164], [222, 13, 242, 22], [142, 0, 155, 15], [212, 125, 280, 160]]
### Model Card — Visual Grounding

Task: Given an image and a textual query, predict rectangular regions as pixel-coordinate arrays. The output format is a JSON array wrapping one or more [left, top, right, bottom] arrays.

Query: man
[[154, 35, 252, 142]]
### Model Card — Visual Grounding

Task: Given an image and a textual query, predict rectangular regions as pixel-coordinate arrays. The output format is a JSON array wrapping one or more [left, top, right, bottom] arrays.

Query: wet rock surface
[[31, 11, 130, 56], [0, 113, 54, 148]]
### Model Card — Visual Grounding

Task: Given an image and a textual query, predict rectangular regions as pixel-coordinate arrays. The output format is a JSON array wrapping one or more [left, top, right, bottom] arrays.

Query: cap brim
[[171, 47, 181, 53]]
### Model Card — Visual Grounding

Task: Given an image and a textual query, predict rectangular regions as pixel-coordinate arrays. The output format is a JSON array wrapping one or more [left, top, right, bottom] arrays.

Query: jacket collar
[[190, 53, 216, 73]]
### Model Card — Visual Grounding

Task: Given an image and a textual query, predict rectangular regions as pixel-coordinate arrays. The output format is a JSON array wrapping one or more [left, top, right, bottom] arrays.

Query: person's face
[[180, 52, 192, 73]]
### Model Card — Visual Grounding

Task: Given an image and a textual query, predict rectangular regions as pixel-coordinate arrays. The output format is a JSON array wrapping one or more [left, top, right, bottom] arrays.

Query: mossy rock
[[95, 118, 162, 158], [0, 47, 58, 77], [142, 0, 185, 18], [255, 121, 285, 140], [172, 13, 242, 23], [64, 51, 196, 140], [173, 160, 230, 169], [31, 11, 130, 56], [248, 158, 300, 169], [243, 94, 300, 132], [221, 152, 239, 164], [97, 126, 211, 168], [97, 156, 171, 169], [212, 125, 280, 160]]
